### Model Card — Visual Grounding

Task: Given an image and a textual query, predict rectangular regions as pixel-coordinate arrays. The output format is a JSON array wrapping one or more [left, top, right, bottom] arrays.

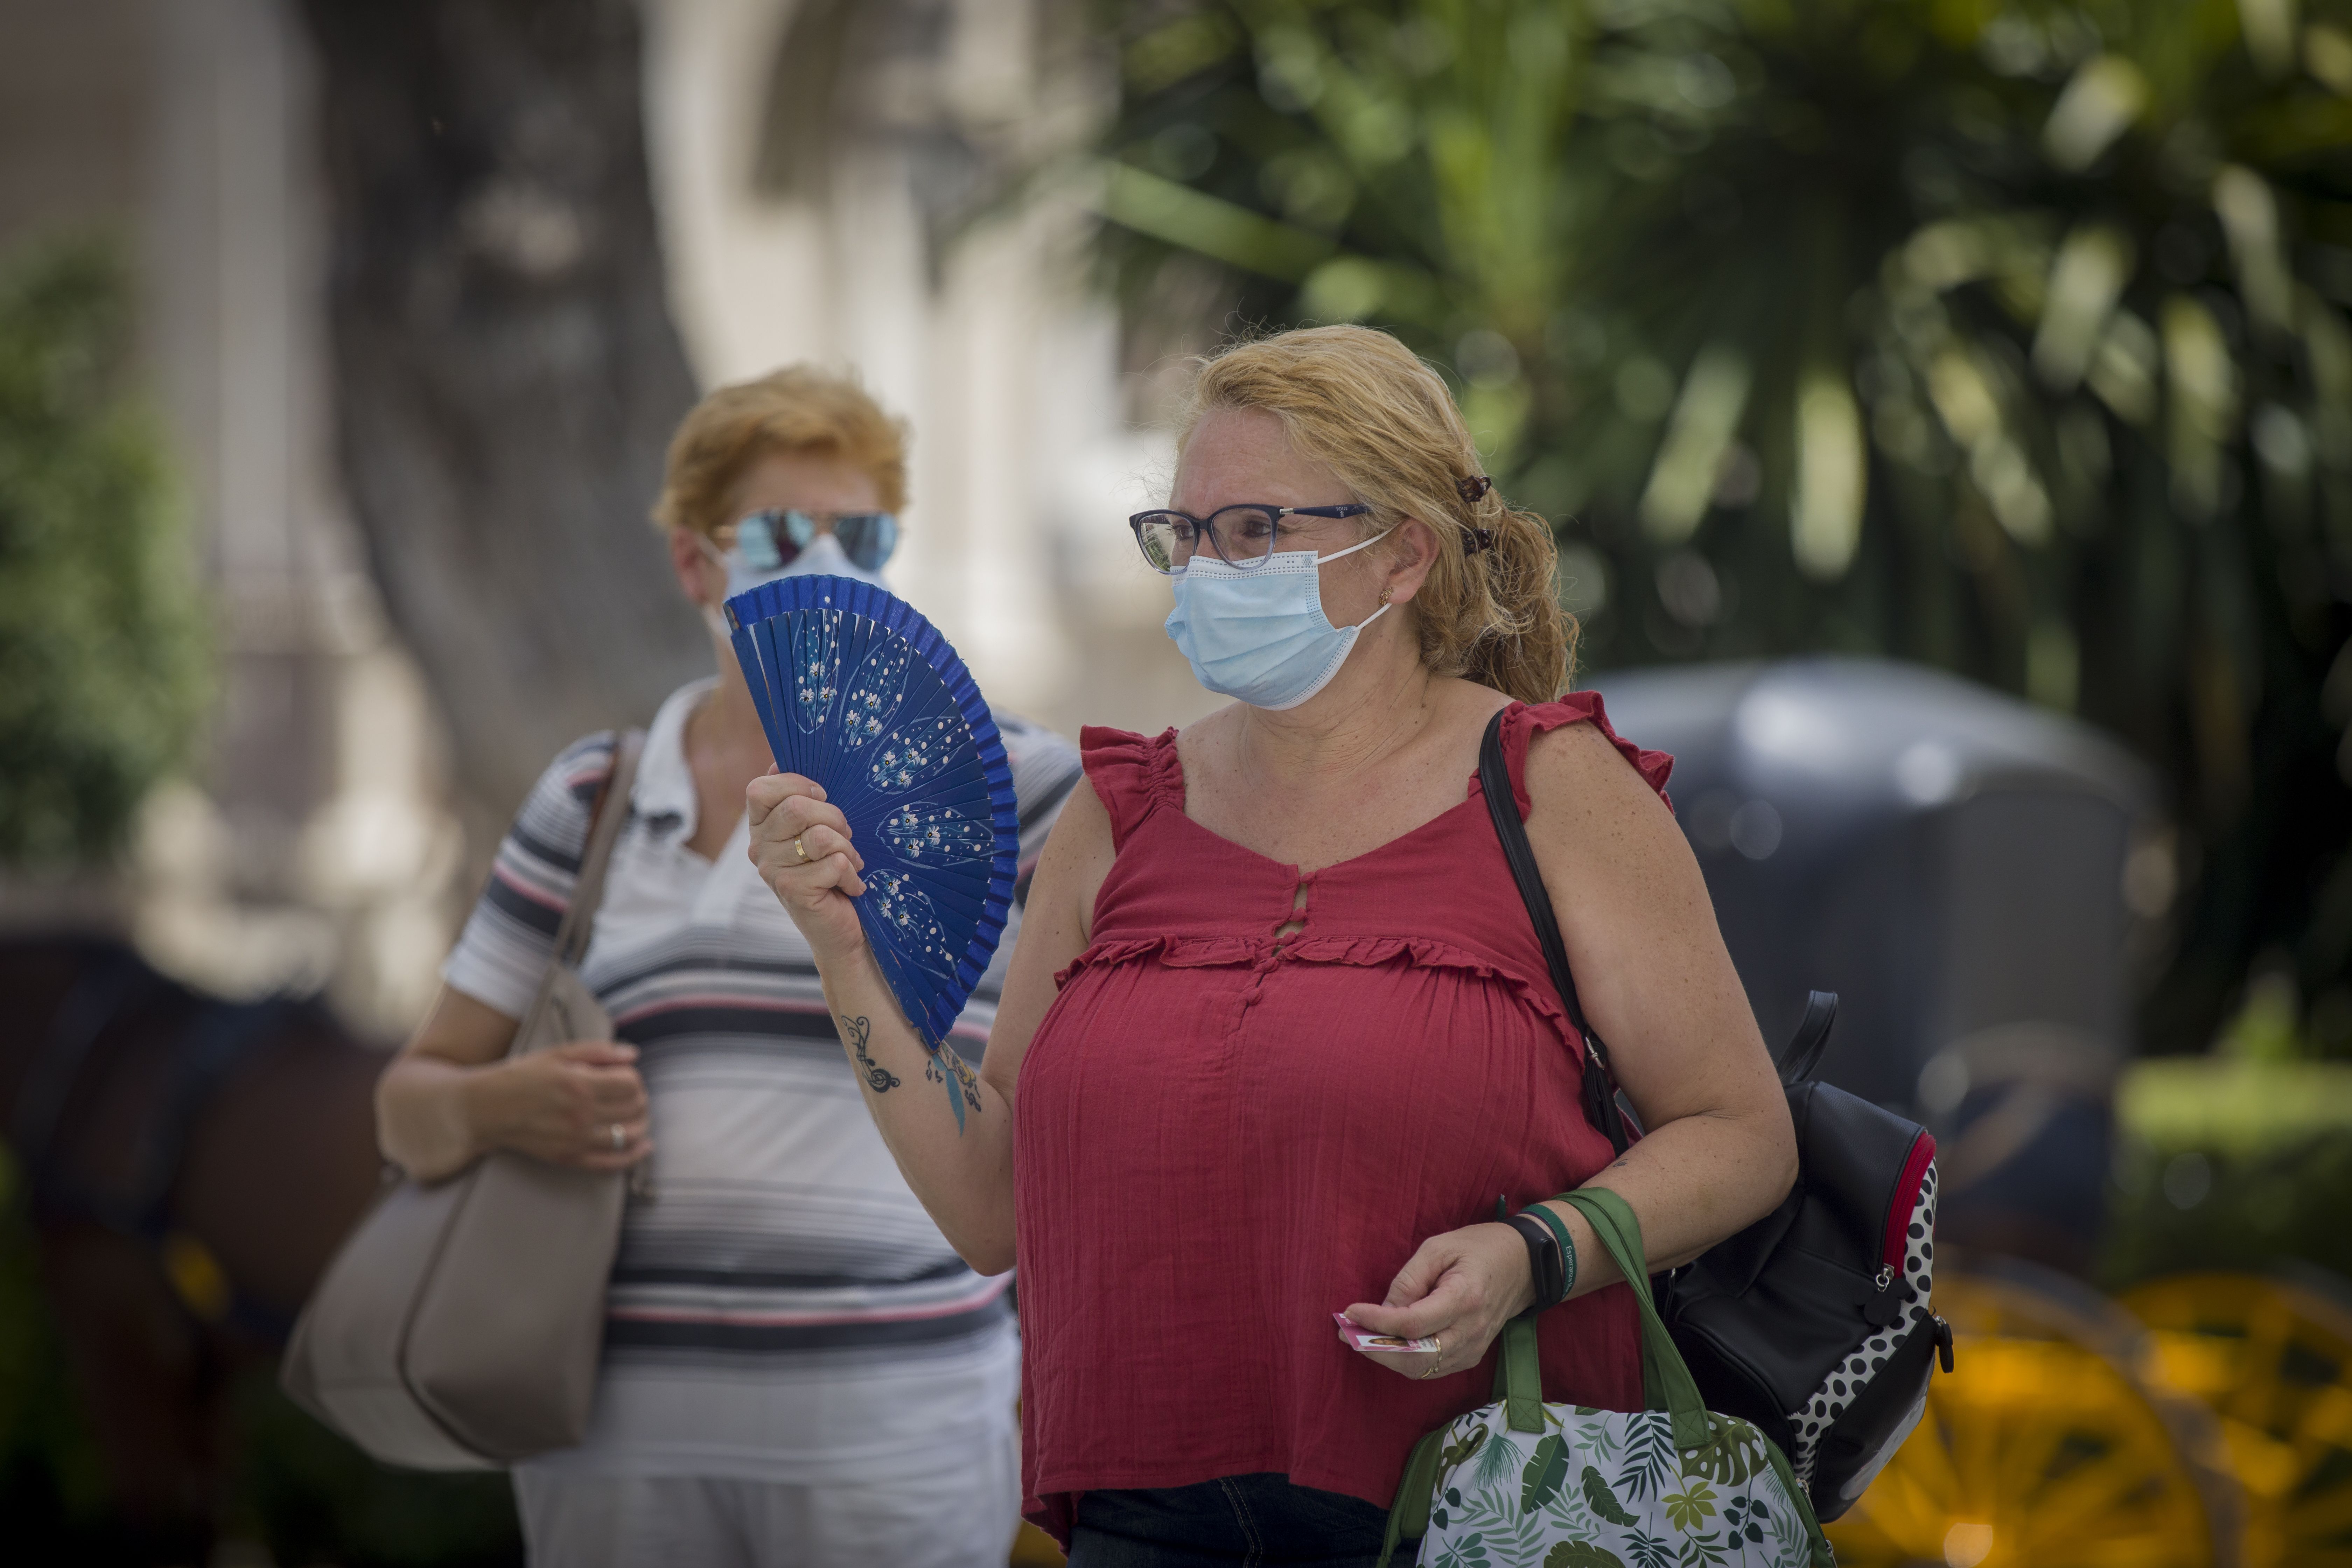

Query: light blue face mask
[[1164, 534, 1391, 710], [699, 530, 887, 637]]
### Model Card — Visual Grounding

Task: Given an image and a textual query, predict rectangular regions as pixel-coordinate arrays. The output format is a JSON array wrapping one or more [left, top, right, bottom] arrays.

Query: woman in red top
[[747, 325, 1797, 1566]]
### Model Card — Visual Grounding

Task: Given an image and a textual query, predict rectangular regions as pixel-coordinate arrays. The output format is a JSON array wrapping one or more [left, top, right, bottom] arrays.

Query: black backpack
[[1478, 709, 1952, 1520]]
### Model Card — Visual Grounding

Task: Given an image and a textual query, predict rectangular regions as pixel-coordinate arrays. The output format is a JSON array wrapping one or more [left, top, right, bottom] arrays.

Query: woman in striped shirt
[[374, 366, 1080, 1568]]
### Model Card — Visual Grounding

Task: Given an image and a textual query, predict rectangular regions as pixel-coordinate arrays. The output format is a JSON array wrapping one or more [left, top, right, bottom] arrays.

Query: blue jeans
[[1066, 1473, 1392, 1567]]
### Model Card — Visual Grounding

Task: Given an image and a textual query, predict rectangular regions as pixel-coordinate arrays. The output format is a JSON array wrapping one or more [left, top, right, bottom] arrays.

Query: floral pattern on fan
[[862, 869, 958, 985], [791, 609, 842, 732], [881, 803, 996, 865], [841, 636, 913, 747], [868, 713, 968, 793], [724, 574, 1019, 1054]]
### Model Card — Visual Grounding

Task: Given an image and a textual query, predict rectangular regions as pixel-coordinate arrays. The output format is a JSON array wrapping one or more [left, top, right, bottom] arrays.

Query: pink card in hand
[[1334, 1312, 1439, 1353]]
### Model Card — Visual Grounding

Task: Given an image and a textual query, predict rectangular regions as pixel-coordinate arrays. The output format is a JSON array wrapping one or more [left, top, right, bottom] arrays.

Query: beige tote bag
[[282, 729, 645, 1469]]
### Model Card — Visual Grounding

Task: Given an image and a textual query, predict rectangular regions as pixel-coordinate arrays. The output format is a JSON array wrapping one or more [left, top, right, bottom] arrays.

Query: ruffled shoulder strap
[[1078, 725, 1184, 849], [1496, 694, 1674, 818]]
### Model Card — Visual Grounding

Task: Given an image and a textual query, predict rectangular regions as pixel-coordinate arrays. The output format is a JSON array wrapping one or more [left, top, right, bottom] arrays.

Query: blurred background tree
[[1099, 0, 2352, 1058], [298, 0, 704, 824], [0, 237, 208, 868]]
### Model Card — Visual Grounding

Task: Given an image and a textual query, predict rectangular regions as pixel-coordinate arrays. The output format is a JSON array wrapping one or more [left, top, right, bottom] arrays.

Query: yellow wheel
[[1010, 1519, 1066, 1565], [1827, 1266, 2240, 1568], [2125, 1272, 2352, 1568]]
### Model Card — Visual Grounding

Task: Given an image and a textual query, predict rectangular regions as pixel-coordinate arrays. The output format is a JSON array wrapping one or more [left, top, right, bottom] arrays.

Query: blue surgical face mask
[[1164, 534, 1391, 710], [699, 530, 888, 637]]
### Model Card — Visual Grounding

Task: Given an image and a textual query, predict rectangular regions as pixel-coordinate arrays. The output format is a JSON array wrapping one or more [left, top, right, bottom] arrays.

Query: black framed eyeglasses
[[730, 508, 901, 574], [1127, 503, 1372, 574]]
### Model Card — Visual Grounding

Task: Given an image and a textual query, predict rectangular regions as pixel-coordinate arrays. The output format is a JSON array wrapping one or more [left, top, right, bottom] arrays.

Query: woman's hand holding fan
[[748, 772, 870, 962]]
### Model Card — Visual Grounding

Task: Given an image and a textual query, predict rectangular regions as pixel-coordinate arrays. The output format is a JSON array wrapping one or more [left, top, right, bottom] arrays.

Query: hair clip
[[1462, 527, 1495, 555], [1455, 475, 1494, 504]]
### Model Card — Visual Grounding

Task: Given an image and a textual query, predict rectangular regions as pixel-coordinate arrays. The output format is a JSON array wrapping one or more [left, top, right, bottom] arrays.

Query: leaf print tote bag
[[1378, 1189, 1834, 1568]]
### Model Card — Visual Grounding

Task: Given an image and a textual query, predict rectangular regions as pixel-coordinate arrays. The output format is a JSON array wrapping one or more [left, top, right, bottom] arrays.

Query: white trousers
[[512, 1430, 1022, 1568]]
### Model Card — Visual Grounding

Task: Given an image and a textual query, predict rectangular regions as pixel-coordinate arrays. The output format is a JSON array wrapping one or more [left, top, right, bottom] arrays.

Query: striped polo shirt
[[442, 677, 1082, 1480]]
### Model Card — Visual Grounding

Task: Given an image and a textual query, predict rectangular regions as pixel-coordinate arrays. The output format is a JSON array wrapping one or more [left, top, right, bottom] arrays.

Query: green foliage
[[1472, 1419, 1525, 1489], [1582, 1463, 1639, 1526], [0, 235, 208, 867], [1660, 1479, 1717, 1533], [1546, 1542, 1629, 1568], [1436, 1526, 1493, 1565], [1441, 1420, 1492, 1496], [1614, 1410, 1676, 1499], [1521, 1430, 1570, 1512], [1679, 1419, 1761, 1486], [0, 1147, 110, 1545], [2105, 1059, 2352, 1286], [1101, 0, 2352, 1054]]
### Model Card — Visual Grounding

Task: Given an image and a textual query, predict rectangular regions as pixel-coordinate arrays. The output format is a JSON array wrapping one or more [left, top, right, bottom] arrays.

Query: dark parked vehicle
[[1584, 660, 2293, 1568], [1588, 656, 2157, 1270]]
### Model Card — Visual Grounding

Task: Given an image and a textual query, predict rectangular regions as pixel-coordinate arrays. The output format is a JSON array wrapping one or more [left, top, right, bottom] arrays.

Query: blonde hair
[[652, 364, 909, 536], [1178, 325, 1573, 704]]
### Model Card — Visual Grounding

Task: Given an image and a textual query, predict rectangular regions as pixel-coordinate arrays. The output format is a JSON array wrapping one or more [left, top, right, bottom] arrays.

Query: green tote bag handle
[[1554, 1189, 1711, 1448]]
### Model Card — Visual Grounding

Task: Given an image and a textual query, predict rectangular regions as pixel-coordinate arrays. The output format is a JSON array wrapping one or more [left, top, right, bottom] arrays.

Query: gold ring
[[792, 834, 811, 864], [1422, 1335, 1443, 1379]]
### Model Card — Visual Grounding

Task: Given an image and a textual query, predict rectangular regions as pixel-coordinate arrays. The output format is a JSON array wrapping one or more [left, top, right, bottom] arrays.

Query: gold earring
[[1380, 585, 1394, 604]]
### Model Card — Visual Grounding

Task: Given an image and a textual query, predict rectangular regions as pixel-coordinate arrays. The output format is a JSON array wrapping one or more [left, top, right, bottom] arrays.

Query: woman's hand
[[1339, 1221, 1535, 1381], [746, 771, 868, 965], [472, 1042, 652, 1170]]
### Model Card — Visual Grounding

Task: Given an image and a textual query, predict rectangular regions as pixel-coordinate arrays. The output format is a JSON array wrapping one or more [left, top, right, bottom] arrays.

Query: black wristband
[[1505, 1213, 1564, 1310]]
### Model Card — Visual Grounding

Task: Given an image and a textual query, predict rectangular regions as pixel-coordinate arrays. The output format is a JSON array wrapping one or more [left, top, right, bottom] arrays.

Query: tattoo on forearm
[[841, 1015, 901, 1093], [925, 1049, 984, 1115]]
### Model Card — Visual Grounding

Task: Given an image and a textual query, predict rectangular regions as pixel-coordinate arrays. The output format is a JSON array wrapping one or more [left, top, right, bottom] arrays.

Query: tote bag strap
[[1478, 707, 1631, 1155], [1545, 1189, 1710, 1449], [549, 728, 646, 971]]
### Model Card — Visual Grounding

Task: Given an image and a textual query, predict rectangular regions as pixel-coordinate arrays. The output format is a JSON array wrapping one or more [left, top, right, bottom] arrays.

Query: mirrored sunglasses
[[734, 507, 900, 574]]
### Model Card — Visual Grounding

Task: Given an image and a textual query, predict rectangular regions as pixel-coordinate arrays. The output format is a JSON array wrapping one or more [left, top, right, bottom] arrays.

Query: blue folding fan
[[723, 575, 1019, 1127]]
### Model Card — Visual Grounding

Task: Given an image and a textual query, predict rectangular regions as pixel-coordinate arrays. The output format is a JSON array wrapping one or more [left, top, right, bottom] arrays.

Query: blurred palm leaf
[[1101, 0, 2352, 1052]]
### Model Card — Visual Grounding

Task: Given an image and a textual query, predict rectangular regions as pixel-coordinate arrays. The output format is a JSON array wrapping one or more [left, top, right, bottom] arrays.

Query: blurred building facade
[[0, 0, 460, 1036], [0, 0, 1214, 1037]]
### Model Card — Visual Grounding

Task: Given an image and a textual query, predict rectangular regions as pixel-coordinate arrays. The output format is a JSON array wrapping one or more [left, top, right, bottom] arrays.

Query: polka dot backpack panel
[[1657, 1071, 1952, 1525]]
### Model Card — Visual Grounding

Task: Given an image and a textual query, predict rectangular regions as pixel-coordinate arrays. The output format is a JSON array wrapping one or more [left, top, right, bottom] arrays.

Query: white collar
[[631, 676, 718, 839]]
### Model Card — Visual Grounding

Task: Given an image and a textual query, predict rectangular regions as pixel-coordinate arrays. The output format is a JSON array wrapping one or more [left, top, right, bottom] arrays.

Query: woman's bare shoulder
[[1034, 771, 1118, 910], [1047, 770, 1114, 848], [1524, 715, 1678, 839]]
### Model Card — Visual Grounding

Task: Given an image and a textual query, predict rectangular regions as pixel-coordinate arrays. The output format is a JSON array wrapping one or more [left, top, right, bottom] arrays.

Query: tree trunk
[[299, 0, 703, 820]]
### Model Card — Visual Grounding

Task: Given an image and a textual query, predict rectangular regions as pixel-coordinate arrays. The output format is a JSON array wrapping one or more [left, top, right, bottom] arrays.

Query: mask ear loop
[[1290, 531, 1398, 633], [1314, 532, 1386, 566]]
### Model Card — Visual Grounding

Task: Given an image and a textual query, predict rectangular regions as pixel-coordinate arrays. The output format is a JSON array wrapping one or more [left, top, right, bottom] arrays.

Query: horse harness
[[14, 946, 299, 1339]]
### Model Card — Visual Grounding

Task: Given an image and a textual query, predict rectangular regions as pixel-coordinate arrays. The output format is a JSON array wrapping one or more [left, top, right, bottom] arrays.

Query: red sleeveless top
[[1013, 698, 1673, 1544]]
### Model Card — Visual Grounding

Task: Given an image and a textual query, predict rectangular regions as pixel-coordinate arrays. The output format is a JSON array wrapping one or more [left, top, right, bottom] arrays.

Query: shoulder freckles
[[1525, 717, 1628, 777], [1525, 720, 1672, 814], [1041, 774, 1115, 859], [1055, 773, 1110, 827]]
